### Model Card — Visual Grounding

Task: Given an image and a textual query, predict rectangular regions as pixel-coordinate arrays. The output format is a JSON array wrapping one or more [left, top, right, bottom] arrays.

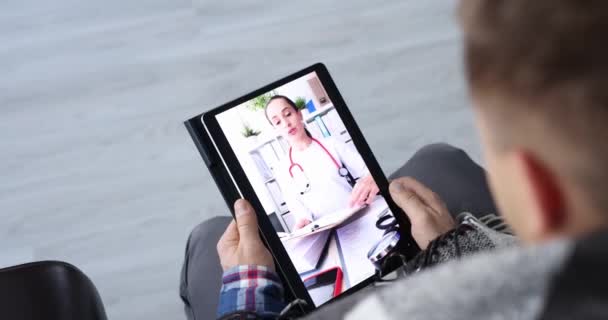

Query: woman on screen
[[265, 95, 380, 230]]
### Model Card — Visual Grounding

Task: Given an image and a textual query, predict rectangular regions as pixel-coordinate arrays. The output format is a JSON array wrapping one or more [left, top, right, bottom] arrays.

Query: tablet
[[184, 63, 419, 313]]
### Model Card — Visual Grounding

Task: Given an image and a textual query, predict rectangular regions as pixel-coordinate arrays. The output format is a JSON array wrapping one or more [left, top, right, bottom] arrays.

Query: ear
[[518, 151, 567, 238]]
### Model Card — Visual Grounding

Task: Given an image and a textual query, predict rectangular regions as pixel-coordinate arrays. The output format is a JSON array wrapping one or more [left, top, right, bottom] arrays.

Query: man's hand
[[349, 174, 380, 207], [217, 199, 275, 271], [389, 177, 456, 249]]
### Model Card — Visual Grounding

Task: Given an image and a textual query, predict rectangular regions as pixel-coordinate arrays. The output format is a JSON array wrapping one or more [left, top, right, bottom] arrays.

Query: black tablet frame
[[185, 63, 420, 314]]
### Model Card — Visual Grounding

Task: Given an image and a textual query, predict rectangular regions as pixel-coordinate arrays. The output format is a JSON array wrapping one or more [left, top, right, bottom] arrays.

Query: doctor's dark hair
[[264, 95, 312, 138]]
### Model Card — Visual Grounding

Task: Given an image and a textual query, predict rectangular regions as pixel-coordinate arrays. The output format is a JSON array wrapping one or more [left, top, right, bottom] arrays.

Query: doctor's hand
[[349, 174, 380, 207], [293, 218, 312, 230], [389, 177, 456, 250], [217, 199, 275, 272]]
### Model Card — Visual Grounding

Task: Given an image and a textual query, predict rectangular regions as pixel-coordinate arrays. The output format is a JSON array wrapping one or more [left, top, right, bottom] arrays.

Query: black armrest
[[0, 261, 107, 320]]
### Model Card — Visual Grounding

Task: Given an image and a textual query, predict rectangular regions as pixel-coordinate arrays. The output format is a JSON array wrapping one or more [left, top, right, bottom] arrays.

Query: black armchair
[[0, 261, 108, 320]]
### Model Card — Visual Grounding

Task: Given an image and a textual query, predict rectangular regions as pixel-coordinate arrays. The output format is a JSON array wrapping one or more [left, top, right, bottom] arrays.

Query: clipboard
[[281, 204, 367, 242]]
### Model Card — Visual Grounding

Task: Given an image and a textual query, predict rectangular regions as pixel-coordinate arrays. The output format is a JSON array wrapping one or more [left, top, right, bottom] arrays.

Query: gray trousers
[[179, 143, 497, 320]]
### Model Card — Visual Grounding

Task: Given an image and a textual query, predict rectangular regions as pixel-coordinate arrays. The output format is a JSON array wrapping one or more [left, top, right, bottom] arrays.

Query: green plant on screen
[[294, 97, 307, 111], [248, 92, 273, 112], [242, 124, 261, 138]]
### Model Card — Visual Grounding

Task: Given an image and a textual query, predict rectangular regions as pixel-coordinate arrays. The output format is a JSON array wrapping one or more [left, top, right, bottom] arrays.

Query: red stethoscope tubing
[[288, 137, 341, 177]]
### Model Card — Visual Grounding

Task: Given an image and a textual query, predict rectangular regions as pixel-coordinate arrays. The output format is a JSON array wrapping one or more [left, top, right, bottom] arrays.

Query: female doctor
[[265, 95, 380, 230]]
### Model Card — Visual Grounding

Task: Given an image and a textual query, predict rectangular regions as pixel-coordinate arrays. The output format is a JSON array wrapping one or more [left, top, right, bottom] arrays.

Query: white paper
[[282, 230, 331, 274], [335, 198, 389, 287]]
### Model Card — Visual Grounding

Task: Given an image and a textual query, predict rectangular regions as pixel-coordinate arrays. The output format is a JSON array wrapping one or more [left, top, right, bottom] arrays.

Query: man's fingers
[[389, 180, 430, 223], [394, 177, 445, 211], [234, 199, 261, 242], [217, 220, 238, 252]]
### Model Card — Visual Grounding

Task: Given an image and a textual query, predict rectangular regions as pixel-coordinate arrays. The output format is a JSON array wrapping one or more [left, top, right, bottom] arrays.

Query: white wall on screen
[[274, 72, 330, 110], [215, 107, 277, 214]]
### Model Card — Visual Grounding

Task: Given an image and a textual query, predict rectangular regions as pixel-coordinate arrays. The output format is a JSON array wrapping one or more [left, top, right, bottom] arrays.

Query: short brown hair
[[459, 0, 608, 211]]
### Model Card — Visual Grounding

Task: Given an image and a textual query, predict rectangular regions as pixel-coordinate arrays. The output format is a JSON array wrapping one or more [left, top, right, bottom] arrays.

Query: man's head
[[459, 0, 608, 242]]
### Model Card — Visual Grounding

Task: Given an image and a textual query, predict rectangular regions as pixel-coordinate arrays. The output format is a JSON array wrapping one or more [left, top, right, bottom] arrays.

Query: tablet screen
[[213, 70, 401, 306]]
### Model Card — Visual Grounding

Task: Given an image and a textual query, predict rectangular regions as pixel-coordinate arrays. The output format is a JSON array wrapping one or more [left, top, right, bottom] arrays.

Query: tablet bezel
[[200, 63, 420, 309]]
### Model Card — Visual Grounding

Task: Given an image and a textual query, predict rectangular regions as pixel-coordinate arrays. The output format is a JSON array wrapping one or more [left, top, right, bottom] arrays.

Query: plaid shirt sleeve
[[217, 265, 286, 319]]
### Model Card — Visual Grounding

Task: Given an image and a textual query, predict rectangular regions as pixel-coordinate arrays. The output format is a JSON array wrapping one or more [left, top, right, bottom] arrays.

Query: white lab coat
[[277, 136, 370, 222]]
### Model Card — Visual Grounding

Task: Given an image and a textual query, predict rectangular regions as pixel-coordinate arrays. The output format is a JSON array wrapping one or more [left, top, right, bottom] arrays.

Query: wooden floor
[[0, 1, 481, 319]]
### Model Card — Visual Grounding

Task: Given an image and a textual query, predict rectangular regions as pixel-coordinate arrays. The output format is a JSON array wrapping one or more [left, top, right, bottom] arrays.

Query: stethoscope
[[287, 137, 402, 274], [368, 208, 402, 275], [288, 137, 356, 195], [375, 208, 399, 235]]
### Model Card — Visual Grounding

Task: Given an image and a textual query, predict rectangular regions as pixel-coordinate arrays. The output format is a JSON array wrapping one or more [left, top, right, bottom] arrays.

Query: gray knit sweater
[[306, 215, 608, 319]]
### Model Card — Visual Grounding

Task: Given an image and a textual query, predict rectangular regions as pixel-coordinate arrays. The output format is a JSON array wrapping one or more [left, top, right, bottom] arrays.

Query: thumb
[[234, 199, 260, 241], [389, 180, 429, 224]]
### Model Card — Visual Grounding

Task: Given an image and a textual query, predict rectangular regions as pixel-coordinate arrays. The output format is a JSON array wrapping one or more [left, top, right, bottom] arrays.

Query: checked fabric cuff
[[217, 265, 286, 319]]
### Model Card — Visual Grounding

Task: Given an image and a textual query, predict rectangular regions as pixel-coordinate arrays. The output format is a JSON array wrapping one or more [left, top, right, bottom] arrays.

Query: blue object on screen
[[315, 117, 331, 137], [306, 100, 316, 113]]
